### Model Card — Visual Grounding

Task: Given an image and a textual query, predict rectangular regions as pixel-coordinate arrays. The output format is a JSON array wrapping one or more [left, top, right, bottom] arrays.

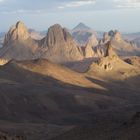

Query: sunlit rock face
[[90, 42, 133, 71], [0, 21, 40, 62], [84, 35, 98, 58], [3, 21, 30, 46], [99, 30, 140, 56], [41, 24, 84, 63]]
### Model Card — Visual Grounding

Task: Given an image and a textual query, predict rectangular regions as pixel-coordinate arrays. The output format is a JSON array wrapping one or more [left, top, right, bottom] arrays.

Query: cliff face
[[84, 35, 98, 58], [3, 21, 30, 46], [101, 30, 140, 56], [0, 22, 84, 64], [0, 21, 40, 62], [0, 21, 140, 65], [41, 24, 84, 63]]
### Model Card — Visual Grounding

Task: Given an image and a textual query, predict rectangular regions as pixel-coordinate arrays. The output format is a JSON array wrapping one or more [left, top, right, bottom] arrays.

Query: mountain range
[[0, 21, 140, 140], [0, 21, 140, 66]]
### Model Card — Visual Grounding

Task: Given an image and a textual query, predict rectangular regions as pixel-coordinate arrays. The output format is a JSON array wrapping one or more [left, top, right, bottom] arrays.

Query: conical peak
[[15, 21, 29, 38], [73, 22, 90, 30], [3, 21, 30, 46], [46, 24, 74, 47]]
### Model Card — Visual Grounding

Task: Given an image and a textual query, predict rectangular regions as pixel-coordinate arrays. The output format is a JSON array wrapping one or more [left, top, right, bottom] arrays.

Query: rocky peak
[[113, 30, 122, 41], [105, 42, 117, 57], [103, 30, 122, 44], [4, 21, 30, 46], [46, 24, 72, 47], [85, 35, 98, 58], [73, 22, 90, 31], [42, 24, 84, 63], [103, 32, 111, 43]]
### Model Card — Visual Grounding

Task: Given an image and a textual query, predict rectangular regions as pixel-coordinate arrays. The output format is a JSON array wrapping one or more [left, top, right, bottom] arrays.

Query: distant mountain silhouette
[[73, 22, 91, 31], [72, 23, 97, 46]]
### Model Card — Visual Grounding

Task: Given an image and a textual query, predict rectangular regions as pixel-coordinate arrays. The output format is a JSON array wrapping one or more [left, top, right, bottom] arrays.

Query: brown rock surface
[[42, 24, 84, 63], [3, 21, 30, 46], [85, 35, 98, 58]]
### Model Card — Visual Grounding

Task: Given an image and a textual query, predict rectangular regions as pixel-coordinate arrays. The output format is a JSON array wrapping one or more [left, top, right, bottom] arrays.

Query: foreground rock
[[89, 42, 134, 72], [0, 131, 26, 140]]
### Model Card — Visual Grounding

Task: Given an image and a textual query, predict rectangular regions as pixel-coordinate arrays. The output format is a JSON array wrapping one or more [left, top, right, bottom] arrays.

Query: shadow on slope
[[0, 60, 140, 140]]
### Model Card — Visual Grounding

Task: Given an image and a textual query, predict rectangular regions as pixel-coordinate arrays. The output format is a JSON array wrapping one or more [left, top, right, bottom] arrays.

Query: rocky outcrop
[[90, 42, 133, 71], [97, 42, 119, 71], [85, 35, 98, 58], [104, 42, 117, 57], [124, 56, 140, 67], [103, 32, 111, 44], [0, 131, 26, 140], [0, 59, 8, 65], [0, 22, 84, 64], [101, 30, 140, 56], [0, 21, 40, 62], [42, 24, 84, 63], [3, 21, 30, 46]]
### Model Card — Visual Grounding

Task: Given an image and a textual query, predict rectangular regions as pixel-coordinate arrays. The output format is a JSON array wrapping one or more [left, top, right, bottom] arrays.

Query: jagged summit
[[89, 42, 134, 71], [45, 24, 73, 47], [103, 30, 122, 44], [101, 30, 140, 56], [3, 21, 30, 46], [85, 35, 98, 58], [42, 24, 84, 63]]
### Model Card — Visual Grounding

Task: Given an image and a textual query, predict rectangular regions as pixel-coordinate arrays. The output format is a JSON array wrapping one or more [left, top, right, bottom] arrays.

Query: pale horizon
[[0, 0, 140, 33]]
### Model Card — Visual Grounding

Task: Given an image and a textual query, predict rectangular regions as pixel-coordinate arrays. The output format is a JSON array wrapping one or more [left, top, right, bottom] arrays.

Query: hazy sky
[[0, 0, 140, 32]]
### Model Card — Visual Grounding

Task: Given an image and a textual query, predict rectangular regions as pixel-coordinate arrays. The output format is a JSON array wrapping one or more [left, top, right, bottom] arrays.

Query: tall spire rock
[[105, 42, 117, 57], [3, 21, 30, 46], [85, 35, 98, 58], [0, 21, 39, 62], [101, 30, 140, 56], [42, 24, 84, 63], [103, 32, 111, 44], [46, 24, 65, 47]]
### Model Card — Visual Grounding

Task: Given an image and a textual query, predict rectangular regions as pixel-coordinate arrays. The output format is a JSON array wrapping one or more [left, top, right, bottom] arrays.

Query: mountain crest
[[105, 42, 117, 57], [3, 21, 30, 46], [41, 24, 84, 63], [85, 35, 98, 58], [73, 22, 90, 30]]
